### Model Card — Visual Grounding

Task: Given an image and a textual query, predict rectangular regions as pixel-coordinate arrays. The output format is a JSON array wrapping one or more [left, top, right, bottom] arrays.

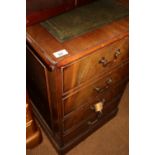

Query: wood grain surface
[[26, 84, 128, 155], [26, 17, 128, 68], [26, 3, 129, 153]]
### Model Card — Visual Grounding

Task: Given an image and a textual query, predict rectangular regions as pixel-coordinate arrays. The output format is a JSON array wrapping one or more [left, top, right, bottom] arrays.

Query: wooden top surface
[[26, 17, 128, 69]]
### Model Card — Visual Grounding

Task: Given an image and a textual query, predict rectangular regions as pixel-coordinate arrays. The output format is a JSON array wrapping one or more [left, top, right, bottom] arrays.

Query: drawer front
[[63, 81, 127, 132], [63, 36, 128, 93], [63, 108, 117, 145], [63, 97, 120, 142], [63, 63, 128, 115]]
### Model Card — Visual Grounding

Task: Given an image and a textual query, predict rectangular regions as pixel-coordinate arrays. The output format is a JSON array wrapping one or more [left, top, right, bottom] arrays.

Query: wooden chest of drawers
[[26, 14, 128, 154]]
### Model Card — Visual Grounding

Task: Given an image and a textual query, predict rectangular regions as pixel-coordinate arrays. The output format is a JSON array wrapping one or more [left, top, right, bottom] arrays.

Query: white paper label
[[53, 49, 69, 58]]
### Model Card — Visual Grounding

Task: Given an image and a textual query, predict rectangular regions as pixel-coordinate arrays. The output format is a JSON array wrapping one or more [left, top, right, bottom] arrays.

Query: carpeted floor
[[27, 84, 129, 155]]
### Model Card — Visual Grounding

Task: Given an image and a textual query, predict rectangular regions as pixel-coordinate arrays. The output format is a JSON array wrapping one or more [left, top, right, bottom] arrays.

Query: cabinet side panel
[[26, 47, 51, 126], [47, 69, 64, 146]]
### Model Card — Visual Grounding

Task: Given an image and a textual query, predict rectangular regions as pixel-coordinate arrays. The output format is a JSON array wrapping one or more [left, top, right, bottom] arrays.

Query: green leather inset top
[[40, 0, 128, 42]]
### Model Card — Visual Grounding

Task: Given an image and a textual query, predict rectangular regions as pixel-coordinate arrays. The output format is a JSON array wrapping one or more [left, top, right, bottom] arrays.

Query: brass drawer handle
[[88, 119, 98, 126], [99, 49, 121, 67], [94, 87, 107, 93], [106, 78, 113, 85], [99, 57, 110, 67], [94, 78, 113, 93], [114, 49, 121, 59]]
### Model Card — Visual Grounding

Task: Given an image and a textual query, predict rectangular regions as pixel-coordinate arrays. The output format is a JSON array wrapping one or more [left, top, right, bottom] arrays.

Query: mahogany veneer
[[26, 6, 129, 154]]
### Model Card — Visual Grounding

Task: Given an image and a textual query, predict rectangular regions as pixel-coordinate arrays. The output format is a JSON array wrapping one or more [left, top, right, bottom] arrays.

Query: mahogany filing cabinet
[[26, 0, 129, 154]]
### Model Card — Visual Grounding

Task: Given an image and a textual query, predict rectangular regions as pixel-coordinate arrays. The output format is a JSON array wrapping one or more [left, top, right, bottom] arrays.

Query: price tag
[[53, 49, 69, 58]]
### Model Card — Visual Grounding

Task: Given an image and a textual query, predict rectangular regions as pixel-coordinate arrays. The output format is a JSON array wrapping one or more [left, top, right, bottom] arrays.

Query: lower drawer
[[63, 80, 127, 132], [62, 99, 119, 145]]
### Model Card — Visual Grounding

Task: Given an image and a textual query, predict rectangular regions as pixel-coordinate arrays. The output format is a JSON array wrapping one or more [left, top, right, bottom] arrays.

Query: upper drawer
[[63, 62, 128, 115], [63, 36, 129, 93]]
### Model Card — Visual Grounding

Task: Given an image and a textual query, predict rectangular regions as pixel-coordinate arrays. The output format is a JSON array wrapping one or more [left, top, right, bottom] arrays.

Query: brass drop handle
[[94, 87, 107, 93], [88, 119, 98, 126], [106, 78, 113, 85], [99, 57, 109, 67], [114, 49, 121, 59], [99, 49, 121, 67], [94, 78, 113, 93]]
